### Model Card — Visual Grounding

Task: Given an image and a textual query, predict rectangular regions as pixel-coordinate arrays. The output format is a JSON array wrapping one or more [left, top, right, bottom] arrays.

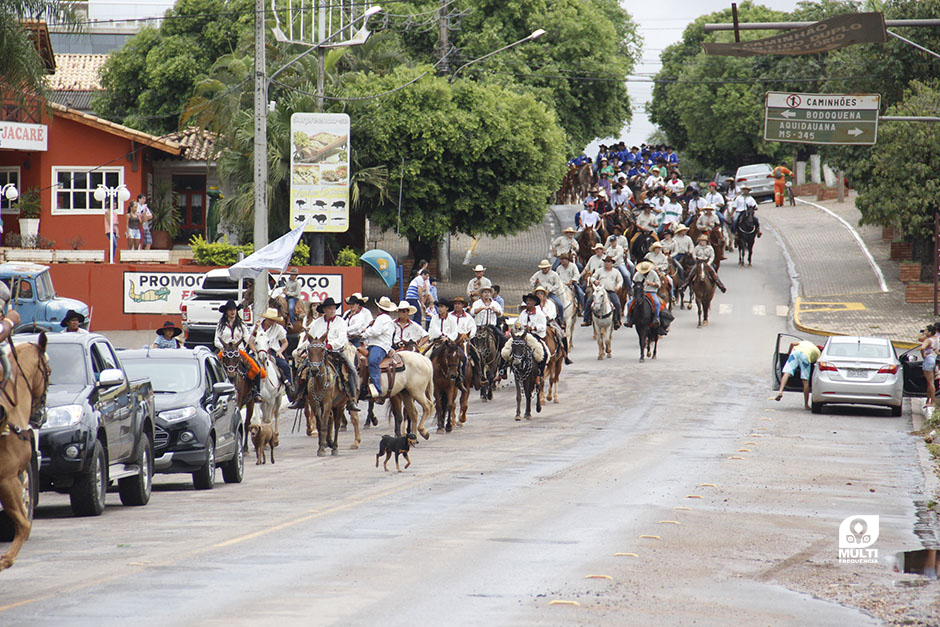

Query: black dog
[[376, 433, 418, 472]]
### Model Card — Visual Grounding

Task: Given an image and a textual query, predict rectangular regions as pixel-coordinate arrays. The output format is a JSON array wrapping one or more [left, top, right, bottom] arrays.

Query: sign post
[[763, 92, 880, 145], [289, 112, 351, 233]]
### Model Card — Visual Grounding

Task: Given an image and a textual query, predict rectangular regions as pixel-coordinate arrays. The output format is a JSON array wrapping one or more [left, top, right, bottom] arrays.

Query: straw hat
[[650, 241, 663, 250], [636, 261, 655, 273], [345, 292, 369, 305], [593, 243, 605, 250], [397, 300, 417, 315], [563, 227, 576, 234], [260, 307, 281, 322], [533, 285, 548, 294], [376, 296, 398, 312], [675, 224, 690, 233], [538, 259, 551, 269], [698, 234, 709, 243], [452, 295, 469, 306], [473, 264, 486, 272]]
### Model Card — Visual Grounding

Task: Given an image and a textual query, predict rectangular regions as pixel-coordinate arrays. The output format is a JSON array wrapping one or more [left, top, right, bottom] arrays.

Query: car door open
[[898, 347, 928, 398], [772, 333, 813, 392]]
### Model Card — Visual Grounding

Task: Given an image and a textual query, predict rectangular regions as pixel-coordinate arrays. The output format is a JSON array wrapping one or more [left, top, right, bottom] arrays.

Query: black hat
[[316, 297, 339, 314], [435, 298, 452, 310], [218, 300, 238, 313], [157, 321, 182, 337], [522, 293, 540, 305], [60, 309, 85, 327]]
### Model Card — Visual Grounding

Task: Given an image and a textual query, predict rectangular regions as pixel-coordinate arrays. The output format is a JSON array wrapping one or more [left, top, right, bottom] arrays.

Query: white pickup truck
[[180, 269, 253, 348]]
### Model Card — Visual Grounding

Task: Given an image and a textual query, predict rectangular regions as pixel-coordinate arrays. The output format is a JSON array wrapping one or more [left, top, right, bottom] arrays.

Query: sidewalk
[[362, 208, 560, 308], [762, 191, 932, 348]]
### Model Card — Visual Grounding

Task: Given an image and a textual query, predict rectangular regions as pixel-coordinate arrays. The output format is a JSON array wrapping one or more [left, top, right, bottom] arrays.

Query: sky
[[585, 0, 803, 156]]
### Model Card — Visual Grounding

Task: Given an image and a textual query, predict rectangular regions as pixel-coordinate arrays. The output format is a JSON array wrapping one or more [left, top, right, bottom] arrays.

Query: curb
[[792, 296, 919, 350]]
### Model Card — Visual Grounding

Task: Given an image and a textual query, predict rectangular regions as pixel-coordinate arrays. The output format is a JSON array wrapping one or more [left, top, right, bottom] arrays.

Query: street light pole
[[93, 184, 130, 264], [253, 0, 269, 317]]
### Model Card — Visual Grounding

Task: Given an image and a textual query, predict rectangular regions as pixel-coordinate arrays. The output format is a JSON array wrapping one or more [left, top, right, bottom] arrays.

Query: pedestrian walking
[[918, 324, 938, 407], [405, 268, 429, 324], [103, 206, 119, 260]]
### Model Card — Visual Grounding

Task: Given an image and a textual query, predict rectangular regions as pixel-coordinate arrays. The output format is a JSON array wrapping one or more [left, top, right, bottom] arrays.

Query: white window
[[51, 166, 124, 215], [0, 167, 20, 215]]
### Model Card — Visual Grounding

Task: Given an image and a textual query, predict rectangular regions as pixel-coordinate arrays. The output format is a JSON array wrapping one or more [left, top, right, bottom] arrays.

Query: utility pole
[[436, 0, 451, 280], [252, 0, 269, 317], [308, 0, 328, 266]]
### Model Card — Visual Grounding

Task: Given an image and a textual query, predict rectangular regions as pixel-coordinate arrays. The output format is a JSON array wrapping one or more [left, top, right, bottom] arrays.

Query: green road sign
[[764, 92, 880, 145]]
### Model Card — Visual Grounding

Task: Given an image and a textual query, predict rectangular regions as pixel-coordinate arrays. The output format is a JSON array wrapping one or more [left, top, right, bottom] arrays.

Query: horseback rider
[[428, 298, 471, 391], [288, 297, 359, 410], [696, 204, 721, 237], [625, 261, 662, 328], [247, 307, 293, 397], [580, 243, 606, 283], [470, 285, 507, 370], [731, 185, 762, 238], [605, 234, 632, 290], [582, 255, 624, 330], [555, 254, 584, 312], [360, 296, 397, 400], [645, 240, 674, 301], [632, 203, 659, 245], [466, 264, 492, 299], [578, 197, 601, 232], [679, 235, 728, 293], [284, 267, 302, 326], [214, 299, 263, 402], [657, 192, 683, 236], [392, 301, 429, 351], [529, 260, 565, 327], [344, 293, 373, 348], [551, 227, 581, 271], [534, 285, 573, 365], [704, 182, 725, 213], [508, 293, 550, 384], [452, 295, 479, 388], [648, 185, 667, 214]]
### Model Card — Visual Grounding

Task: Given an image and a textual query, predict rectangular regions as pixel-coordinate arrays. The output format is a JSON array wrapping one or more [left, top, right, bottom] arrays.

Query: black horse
[[508, 329, 541, 421], [472, 326, 501, 401], [736, 206, 757, 266], [631, 283, 659, 362], [631, 231, 656, 264]]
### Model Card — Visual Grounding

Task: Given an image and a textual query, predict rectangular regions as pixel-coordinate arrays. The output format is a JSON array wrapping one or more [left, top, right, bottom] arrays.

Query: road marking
[[614, 552, 639, 557], [719, 304, 733, 315], [658, 520, 681, 525], [639, 535, 662, 540], [585, 574, 614, 580], [776, 305, 789, 317], [686, 495, 703, 499], [744, 441, 758, 445], [737, 448, 752, 453], [673, 506, 692, 511], [549, 600, 581, 606], [798, 300, 866, 313], [698, 483, 716, 488], [728, 456, 745, 460], [752, 305, 766, 316]]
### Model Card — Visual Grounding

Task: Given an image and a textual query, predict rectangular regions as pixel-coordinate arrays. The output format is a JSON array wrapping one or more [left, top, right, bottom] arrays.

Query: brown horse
[[0, 334, 50, 571], [430, 339, 464, 433], [576, 226, 600, 268], [690, 260, 716, 327], [542, 326, 566, 405], [273, 295, 308, 336], [219, 341, 255, 452], [304, 334, 360, 456], [574, 163, 593, 203]]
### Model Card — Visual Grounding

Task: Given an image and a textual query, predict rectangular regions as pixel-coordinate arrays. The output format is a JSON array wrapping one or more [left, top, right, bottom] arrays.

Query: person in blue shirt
[[492, 284, 505, 311], [666, 146, 679, 167], [152, 321, 182, 348]]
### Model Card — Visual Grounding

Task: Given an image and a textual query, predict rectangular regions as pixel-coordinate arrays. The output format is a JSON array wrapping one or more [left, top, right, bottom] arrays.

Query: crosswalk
[[718, 303, 790, 318], [709, 303, 788, 317]]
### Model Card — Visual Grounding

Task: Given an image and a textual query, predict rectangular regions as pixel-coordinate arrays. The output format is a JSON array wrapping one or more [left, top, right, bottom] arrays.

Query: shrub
[[189, 235, 311, 267], [335, 246, 360, 267]]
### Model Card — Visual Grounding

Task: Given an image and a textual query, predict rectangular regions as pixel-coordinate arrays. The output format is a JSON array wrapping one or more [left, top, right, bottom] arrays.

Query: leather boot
[[288, 379, 306, 409]]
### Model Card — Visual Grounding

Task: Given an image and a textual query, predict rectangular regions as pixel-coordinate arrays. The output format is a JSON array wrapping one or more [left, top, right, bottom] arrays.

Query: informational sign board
[[703, 12, 887, 57], [123, 271, 344, 314], [0, 121, 48, 151], [764, 92, 880, 145], [289, 113, 350, 233]]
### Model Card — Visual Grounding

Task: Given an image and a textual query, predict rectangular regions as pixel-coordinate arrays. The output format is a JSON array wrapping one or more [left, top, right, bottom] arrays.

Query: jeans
[[548, 294, 565, 324], [105, 233, 117, 260], [407, 298, 422, 324], [614, 264, 632, 291], [271, 352, 292, 385], [569, 282, 585, 309], [583, 290, 621, 324], [626, 293, 661, 323], [367, 345, 387, 393], [287, 297, 298, 325]]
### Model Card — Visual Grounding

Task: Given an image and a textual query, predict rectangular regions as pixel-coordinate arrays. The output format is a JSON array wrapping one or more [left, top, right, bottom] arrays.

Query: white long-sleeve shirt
[[392, 319, 427, 346], [452, 311, 477, 338], [471, 298, 503, 326], [307, 314, 348, 351], [214, 321, 246, 350], [361, 312, 394, 352], [345, 307, 373, 338], [428, 314, 459, 342], [518, 307, 547, 338]]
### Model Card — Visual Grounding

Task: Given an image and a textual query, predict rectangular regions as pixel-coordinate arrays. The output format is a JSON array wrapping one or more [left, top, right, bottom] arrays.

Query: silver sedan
[[734, 163, 776, 200], [811, 336, 903, 415]]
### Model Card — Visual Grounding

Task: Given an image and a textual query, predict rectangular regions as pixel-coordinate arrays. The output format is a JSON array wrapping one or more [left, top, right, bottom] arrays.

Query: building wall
[[0, 113, 154, 250]]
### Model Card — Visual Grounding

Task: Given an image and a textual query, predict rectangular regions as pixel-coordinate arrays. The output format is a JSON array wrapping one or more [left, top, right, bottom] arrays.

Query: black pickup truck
[[34, 333, 155, 516]]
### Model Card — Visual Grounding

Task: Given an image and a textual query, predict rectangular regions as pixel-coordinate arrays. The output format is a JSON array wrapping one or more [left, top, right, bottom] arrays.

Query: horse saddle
[[379, 350, 405, 372], [355, 350, 404, 400]]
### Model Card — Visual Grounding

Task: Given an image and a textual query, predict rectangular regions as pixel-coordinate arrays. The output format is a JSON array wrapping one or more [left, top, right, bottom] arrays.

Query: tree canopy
[[1, 1, 78, 102]]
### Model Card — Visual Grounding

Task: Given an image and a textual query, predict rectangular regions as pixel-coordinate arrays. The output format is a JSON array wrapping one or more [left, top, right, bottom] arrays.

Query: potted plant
[[17, 187, 41, 248], [149, 181, 180, 249]]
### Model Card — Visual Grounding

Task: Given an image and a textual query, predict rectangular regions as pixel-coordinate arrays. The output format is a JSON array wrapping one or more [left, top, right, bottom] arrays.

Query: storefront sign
[[0, 121, 48, 151], [123, 271, 344, 314], [289, 113, 350, 233]]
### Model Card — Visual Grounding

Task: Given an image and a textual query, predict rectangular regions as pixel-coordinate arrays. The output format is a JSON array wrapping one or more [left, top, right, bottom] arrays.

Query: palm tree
[[1, 1, 79, 102]]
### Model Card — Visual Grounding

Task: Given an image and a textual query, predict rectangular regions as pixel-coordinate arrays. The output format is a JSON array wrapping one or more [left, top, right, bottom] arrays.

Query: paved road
[[1, 235, 936, 625]]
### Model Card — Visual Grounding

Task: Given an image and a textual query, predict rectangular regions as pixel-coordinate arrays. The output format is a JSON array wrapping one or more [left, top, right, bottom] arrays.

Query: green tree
[[1, 1, 78, 102], [92, 0, 253, 135], [851, 81, 940, 277]]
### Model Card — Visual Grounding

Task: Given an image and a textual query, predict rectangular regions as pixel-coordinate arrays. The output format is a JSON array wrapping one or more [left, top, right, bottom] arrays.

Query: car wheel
[[118, 435, 153, 506], [221, 428, 245, 484], [192, 437, 216, 490], [811, 401, 824, 414], [70, 440, 107, 516], [891, 404, 902, 417], [0, 459, 36, 541]]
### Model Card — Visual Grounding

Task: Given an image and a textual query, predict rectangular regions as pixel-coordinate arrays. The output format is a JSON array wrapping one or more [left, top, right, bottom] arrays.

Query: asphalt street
[[0, 234, 936, 625]]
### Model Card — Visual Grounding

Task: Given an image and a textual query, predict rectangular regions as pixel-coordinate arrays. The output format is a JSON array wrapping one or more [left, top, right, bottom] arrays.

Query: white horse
[[376, 350, 436, 440], [561, 284, 577, 350], [254, 334, 284, 432], [591, 279, 614, 360]]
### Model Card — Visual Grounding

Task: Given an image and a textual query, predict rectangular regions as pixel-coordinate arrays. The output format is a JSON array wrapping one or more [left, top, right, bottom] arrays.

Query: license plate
[[847, 368, 866, 378]]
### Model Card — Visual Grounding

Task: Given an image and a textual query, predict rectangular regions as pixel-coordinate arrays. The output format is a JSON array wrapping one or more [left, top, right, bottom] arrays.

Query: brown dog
[[249, 422, 278, 465]]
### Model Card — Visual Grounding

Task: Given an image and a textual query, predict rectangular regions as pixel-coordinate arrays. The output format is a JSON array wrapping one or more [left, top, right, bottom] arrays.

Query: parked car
[[180, 268, 252, 348], [772, 333, 924, 415], [734, 163, 775, 201], [120, 347, 244, 489], [36, 332, 154, 516], [0, 263, 90, 333], [712, 172, 734, 193]]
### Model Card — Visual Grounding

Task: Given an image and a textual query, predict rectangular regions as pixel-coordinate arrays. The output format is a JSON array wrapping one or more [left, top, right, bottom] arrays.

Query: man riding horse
[[731, 185, 762, 239], [428, 298, 471, 391], [392, 301, 429, 352], [500, 293, 549, 385], [534, 285, 573, 365], [289, 297, 359, 410], [625, 261, 662, 328], [582, 255, 624, 330], [678, 235, 728, 294]]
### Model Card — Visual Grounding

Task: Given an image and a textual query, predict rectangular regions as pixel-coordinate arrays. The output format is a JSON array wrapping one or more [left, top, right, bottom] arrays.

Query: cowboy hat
[[260, 307, 281, 322], [345, 292, 369, 305], [316, 297, 339, 314], [217, 300, 238, 313], [522, 293, 540, 304], [452, 295, 469, 305], [740, 185, 752, 191], [636, 261, 655, 274], [675, 224, 690, 232], [397, 300, 417, 315], [435, 298, 452, 310], [473, 264, 486, 272], [376, 296, 397, 312], [593, 243, 605, 250], [703, 204, 715, 210], [562, 227, 576, 234], [289, 267, 299, 275], [538, 259, 552, 269], [533, 285, 548, 294], [603, 255, 615, 263], [156, 320, 182, 337], [649, 241, 663, 250], [698, 234, 710, 242], [60, 309, 86, 326], [479, 284, 494, 292]]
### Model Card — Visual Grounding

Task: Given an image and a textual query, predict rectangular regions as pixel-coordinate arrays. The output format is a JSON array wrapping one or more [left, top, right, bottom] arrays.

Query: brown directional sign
[[702, 12, 887, 57]]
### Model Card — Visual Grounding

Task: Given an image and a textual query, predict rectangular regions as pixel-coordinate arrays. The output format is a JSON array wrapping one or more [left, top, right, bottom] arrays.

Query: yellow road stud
[[614, 552, 639, 557], [585, 574, 613, 580], [639, 534, 661, 540], [549, 600, 581, 606]]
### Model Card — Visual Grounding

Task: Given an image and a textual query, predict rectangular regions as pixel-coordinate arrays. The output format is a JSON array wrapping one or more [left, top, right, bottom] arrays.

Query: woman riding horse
[[214, 300, 263, 402]]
